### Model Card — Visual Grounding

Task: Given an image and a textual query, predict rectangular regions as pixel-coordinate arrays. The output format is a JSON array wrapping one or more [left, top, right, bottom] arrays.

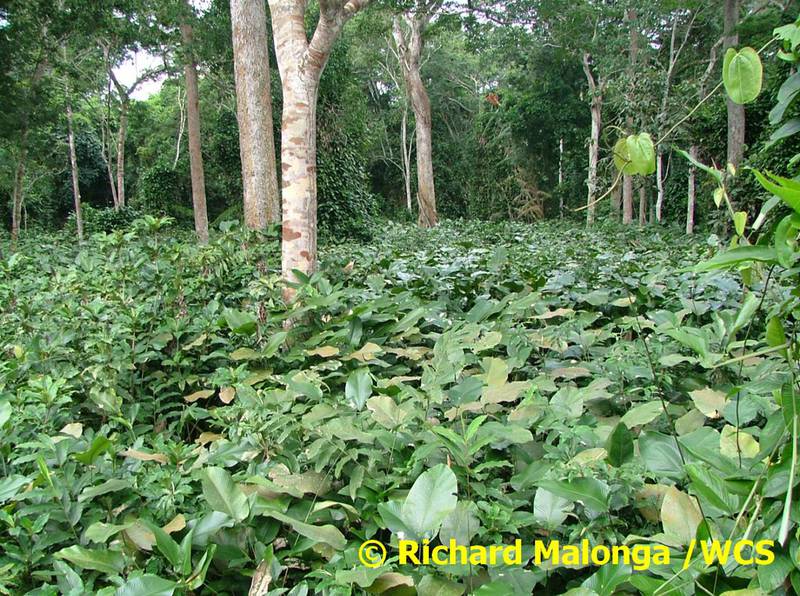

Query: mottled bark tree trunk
[[401, 105, 413, 211], [267, 0, 370, 301], [582, 52, 602, 226], [181, 13, 209, 244], [724, 0, 745, 169], [687, 145, 698, 234], [393, 5, 439, 228], [231, 0, 280, 229], [115, 101, 127, 208], [655, 152, 664, 223], [66, 93, 84, 241], [622, 9, 638, 225]]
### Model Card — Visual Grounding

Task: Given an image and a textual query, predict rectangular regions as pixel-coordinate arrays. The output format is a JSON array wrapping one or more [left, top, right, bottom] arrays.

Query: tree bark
[[393, 7, 438, 228], [655, 152, 664, 223], [401, 104, 413, 211], [231, 0, 280, 229], [687, 144, 698, 234], [724, 0, 745, 169], [115, 101, 128, 208], [181, 12, 210, 244], [66, 92, 84, 241], [268, 0, 370, 300], [638, 184, 647, 226], [582, 53, 602, 226], [622, 9, 638, 225], [10, 126, 29, 245]]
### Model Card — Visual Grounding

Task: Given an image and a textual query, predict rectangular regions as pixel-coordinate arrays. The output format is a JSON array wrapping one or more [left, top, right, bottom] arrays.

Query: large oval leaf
[[723, 47, 763, 104], [201, 467, 250, 522], [401, 464, 458, 539]]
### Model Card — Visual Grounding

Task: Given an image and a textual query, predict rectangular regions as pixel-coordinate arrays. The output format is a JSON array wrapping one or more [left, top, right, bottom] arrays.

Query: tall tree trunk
[[115, 100, 128, 209], [724, 0, 745, 169], [10, 126, 29, 245], [582, 52, 602, 226], [639, 184, 647, 226], [611, 182, 621, 219], [181, 13, 209, 244], [231, 0, 280, 229], [66, 93, 84, 241], [655, 152, 665, 223], [393, 10, 438, 228], [267, 0, 370, 301], [558, 137, 564, 217], [401, 105, 413, 211], [687, 145, 698, 234], [622, 9, 638, 225]]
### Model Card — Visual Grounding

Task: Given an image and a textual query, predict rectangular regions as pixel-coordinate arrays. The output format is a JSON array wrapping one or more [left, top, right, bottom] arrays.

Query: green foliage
[[3, 211, 795, 593]]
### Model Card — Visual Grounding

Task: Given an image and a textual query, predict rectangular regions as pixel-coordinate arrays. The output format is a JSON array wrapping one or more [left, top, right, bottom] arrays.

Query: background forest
[[4, 1, 800, 596], [2, 0, 797, 238]]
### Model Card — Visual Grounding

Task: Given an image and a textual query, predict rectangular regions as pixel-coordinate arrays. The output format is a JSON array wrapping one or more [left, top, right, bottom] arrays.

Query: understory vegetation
[[1, 219, 797, 595]]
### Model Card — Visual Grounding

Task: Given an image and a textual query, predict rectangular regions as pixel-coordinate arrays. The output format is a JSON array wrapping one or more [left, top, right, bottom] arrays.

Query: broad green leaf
[[260, 509, 346, 550], [719, 425, 759, 459], [605, 423, 633, 466], [115, 574, 176, 596], [201, 467, 250, 522], [345, 368, 372, 410], [366, 395, 408, 429], [401, 464, 458, 539], [733, 211, 747, 236], [751, 169, 800, 214], [685, 463, 740, 514], [439, 501, 480, 546], [534, 478, 610, 512], [638, 432, 684, 479], [626, 133, 656, 175], [0, 474, 31, 503], [695, 245, 778, 271], [533, 488, 573, 526], [723, 47, 763, 104], [55, 545, 125, 575], [222, 308, 257, 335], [581, 564, 632, 596], [0, 400, 10, 428], [620, 401, 662, 428], [417, 575, 464, 596], [79, 479, 131, 502]]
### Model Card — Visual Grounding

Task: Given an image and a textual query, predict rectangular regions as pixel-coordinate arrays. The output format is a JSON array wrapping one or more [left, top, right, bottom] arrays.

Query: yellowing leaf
[[569, 447, 607, 465], [196, 432, 223, 446], [162, 514, 186, 534], [60, 423, 83, 438], [550, 366, 591, 380], [675, 409, 706, 435], [230, 347, 259, 361], [533, 308, 574, 320], [120, 449, 168, 464], [345, 342, 383, 362], [219, 386, 235, 404], [720, 425, 760, 459], [635, 484, 671, 523], [690, 387, 728, 418], [367, 395, 409, 429], [661, 486, 702, 545], [306, 346, 340, 357], [184, 389, 215, 403]]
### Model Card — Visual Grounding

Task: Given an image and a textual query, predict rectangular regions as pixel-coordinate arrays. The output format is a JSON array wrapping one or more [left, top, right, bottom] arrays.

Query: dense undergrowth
[[0, 218, 795, 595]]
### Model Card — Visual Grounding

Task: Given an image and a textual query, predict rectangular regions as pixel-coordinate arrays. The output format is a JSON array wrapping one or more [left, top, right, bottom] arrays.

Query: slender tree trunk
[[174, 88, 185, 169], [231, 0, 280, 229], [393, 12, 438, 228], [267, 0, 370, 301], [687, 145, 698, 234], [724, 0, 745, 169], [66, 94, 84, 241], [181, 14, 209, 244], [582, 52, 602, 226], [558, 137, 564, 217], [401, 105, 413, 211], [611, 182, 621, 219], [639, 184, 647, 226], [655, 152, 665, 223], [10, 126, 29, 245], [622, 9, 638, 225], [115, 101, 128, 209]]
